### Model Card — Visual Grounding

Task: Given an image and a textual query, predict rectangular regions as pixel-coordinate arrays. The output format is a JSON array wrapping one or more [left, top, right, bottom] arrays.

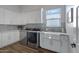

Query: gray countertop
[[20, 30, 69, 35]]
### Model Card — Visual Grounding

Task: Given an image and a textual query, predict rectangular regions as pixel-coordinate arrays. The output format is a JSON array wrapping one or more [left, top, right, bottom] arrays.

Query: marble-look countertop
[[20, 30, 69, 36]]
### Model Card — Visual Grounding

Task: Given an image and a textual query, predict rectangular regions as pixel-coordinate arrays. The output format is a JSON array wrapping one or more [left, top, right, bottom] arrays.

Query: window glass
[[46, 19, 61, 27], [46, 8, 61, 27], [46, 8, 61, 15], [46, 14, 61, 19]]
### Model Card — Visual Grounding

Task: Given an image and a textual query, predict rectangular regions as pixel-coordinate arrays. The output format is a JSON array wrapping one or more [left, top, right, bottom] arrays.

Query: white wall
[[21, 6, 41, 24], [22, 10, 41, 24], [0, 5, 66, 25], [21, 5, 65, 24], [0, 5, 21, 25], [0, 5, 41, 25]]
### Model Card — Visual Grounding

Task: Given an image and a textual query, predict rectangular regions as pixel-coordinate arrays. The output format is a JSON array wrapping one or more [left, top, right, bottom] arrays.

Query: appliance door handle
[[71, 8, 73, 23], [67, 8, 73, 23]]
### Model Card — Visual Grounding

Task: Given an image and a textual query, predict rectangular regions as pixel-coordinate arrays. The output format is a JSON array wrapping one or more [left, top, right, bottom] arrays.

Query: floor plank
[[0, 41, 57, 53]]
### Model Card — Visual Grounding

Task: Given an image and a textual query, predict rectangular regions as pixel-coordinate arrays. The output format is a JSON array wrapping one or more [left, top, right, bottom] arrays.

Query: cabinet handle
[[71, 8, 73, 23], [48, 36, 52, 39]]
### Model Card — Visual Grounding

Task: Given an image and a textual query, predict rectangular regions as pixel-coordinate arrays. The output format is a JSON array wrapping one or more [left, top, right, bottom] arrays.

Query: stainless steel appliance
[[66, 5, 79, 52], [26, 28, 40, 48]]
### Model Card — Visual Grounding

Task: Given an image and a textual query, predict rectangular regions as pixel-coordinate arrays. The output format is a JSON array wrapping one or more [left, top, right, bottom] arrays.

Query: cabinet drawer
[[40, 32, 60, 40]]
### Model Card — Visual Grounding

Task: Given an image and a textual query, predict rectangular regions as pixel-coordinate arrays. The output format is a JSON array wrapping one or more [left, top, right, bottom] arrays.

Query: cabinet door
[[40, 33, 46, 48], [1, 31, 13, 46], [60, 35, 70, 53], [20, 30, 27, 40], [45, 34, 60, 52], [50, 39, 60, 52], [42, 37, 50, 49], [20, 30, 27, 45], [0, 30, 20, 48], [12, 30, 20, 42], [9, 30, 20, 43], [8, 31, 14, 44], [0, 32, 2, 48], [1, 32, 9, 47], [40, 33, 61, 52]]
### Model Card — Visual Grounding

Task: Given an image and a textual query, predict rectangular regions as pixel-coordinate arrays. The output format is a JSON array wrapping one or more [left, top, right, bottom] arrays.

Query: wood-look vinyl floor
[[0, 42, 57, 53]]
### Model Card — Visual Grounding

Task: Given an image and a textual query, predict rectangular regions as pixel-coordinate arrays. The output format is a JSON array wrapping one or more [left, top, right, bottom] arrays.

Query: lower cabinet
[[20, 30, 27, 40], [40, 32, 61, 52], [0, 30, 20, 48], [0, 32, 2, 48], [40, 32, 70, 53], [1, 32, 8, 47], [60, 35, 71, 53], [19, 30, 27, 45]]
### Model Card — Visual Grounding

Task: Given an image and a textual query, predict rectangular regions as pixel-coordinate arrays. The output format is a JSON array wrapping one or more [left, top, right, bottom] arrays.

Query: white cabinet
[[0, 32, 2, 48], [40, 32, 61, 52], [1, 31, 9, 47], [0, 31, 10, 48], [0, 30, 20, 48], [40, 32, 70, 53], [7, 31, 20, 44], [20, 30, 27, 40], [60, 35, 71, 53]]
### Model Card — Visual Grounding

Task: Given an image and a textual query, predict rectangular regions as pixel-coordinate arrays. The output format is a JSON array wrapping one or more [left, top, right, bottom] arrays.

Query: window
[[46, 8, 61, 27]]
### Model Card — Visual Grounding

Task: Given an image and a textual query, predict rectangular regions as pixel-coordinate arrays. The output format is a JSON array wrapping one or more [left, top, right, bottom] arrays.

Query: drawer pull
[[48, 36, 52, 39]]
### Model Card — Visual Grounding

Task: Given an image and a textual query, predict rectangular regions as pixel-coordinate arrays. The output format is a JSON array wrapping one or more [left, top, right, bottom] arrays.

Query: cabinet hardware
[[48, 36, 52, 39], [71, 42, 76, 48]]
